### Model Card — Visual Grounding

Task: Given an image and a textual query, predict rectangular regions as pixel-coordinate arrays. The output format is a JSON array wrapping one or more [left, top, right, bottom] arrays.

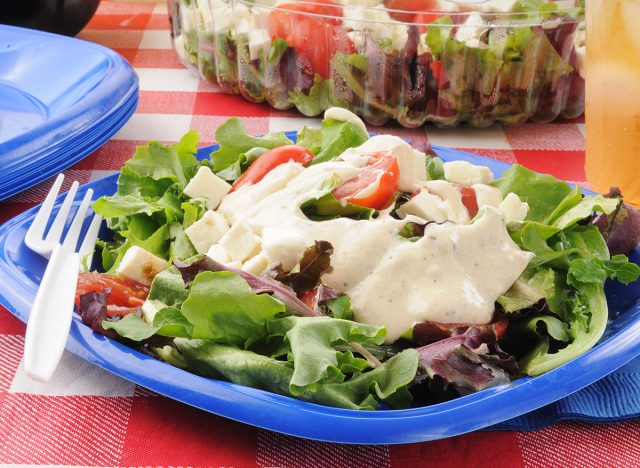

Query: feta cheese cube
[[476, 0, 520, 13], [116, 246, 168, 286], [206, 244, 231, 264], [499, 193, 530, 223], [183, 166, 232, 210], [226, 260, 243, 270], [444, 161, 494, 186], [248, 29, 271, 61], [242, 252, 270, 276], [185, 210, 230, 254], [397, 190, 448, 224], [262, 228, 308, 271], [141, 299, 167, 324], [219, 222, 262, 262], [472, 184, 503, 209], [454, 12, 487, 44]]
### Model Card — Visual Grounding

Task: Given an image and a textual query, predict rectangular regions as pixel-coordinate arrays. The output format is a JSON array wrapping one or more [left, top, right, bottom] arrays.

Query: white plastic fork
[[23, 174, 103, 382]]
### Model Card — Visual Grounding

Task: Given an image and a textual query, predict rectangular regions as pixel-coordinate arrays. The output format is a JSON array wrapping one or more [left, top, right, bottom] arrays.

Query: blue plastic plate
[[1, 140, 640, 445], [0, 25, 138, 200]]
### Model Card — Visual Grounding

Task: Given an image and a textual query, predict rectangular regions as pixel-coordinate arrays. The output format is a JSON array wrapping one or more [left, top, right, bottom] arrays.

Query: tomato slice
[[383, 0, 440, 21], [75, 272, 150, 309], [300, 287, 319, 309], [430, 60, 449, 90], [452, 184, 479, 218], [267, 0, 352, 78], [332, 151, 400, 210], [231, 145, 314, 192]]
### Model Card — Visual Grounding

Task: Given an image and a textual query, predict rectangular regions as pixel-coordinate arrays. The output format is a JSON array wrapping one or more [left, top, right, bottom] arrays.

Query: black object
[[0, 0, 101, 36]]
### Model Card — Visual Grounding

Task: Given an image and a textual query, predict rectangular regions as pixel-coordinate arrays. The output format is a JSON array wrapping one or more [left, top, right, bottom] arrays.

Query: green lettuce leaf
[[267, 316, 386, 394], [148, 266, 190, 306], [492, 165, 573, 223], [289, 75, 347, 116], [310, 118, 369, 165], [180, 271, 285, 347], [209, 117, 292, 174], [102, 307, 193, 341], [425, 155, 445, 181], [174, 339, 418, 410], [296, 127, 322, 154]]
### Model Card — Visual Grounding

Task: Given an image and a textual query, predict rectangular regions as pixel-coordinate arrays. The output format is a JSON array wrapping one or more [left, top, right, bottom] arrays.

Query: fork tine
[[79, 213, 103, 272], [25, 174, 64, 248], [62, 188, 94, 251], [44, 180, 79, 245]]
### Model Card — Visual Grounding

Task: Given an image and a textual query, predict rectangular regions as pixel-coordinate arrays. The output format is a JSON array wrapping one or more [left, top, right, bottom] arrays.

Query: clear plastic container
[[168, 0, 198, 69], [168, 0, 585, 128], [168, 0, 239, 93]]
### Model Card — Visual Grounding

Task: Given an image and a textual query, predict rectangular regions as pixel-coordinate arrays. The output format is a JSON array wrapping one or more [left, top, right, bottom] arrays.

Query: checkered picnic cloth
[[1, 1, 639, 466]]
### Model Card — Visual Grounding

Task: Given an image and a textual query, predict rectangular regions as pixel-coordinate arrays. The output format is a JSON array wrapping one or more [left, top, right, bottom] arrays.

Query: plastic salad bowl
[[1, 136, 639, 445], [167, 0, 585, 128]]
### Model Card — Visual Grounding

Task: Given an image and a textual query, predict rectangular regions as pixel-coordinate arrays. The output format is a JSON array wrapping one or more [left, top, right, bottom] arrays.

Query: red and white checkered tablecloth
[[1, 1, 639, 466]]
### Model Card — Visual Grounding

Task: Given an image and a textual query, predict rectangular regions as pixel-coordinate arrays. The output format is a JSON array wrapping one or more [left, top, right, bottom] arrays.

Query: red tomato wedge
[[430, 60, 449, 90], [75, 272, 150, 309], [332, 151, 400, 210], [231, 145, 314, 192], [267, 0, 353, 78], [452, 183, 479, 218], [383, 0, 440, 21]]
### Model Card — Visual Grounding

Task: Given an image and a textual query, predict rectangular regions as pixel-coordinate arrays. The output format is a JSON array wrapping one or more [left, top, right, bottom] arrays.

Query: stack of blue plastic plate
[[0, 25, 139, 200]]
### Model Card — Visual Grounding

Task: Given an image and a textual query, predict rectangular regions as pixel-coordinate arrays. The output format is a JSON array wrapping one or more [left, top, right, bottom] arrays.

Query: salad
[[77, 108, 640, 410], [169, 0, 585, 127]]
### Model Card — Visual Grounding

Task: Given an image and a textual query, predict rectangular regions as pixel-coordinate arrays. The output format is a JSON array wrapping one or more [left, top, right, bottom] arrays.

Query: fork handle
[[24, 244, 80, 383]]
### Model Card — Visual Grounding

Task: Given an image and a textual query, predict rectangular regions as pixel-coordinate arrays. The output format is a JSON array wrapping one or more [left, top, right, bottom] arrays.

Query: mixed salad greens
[[77, 109, 640, 410], [169, 0, 585, 127]]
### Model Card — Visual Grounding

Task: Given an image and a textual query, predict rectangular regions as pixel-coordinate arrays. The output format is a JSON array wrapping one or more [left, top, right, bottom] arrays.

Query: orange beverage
[[585, 0, 640, 206]]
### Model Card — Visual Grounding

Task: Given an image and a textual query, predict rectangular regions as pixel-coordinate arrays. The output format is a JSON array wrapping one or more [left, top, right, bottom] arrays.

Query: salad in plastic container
[[168, 0, 585, 127], [168, 0, 239, 93], [77, 109, 640, 410]]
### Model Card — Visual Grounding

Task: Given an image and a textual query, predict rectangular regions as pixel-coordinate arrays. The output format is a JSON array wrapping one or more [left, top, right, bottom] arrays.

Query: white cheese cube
[[472, 184, 503, 209], [116, 246, 168, 286], [499, 193, 530, 223], [141, 299, 168, 324], [476, 0, 521, 13], [226, 260, 243, 270], [324, 107, 368, 134], [455, 12, 487, 44], [206, 244, 231, 264], [242, 252, 270, 276], [347, 31, 365, 51], [444, 161, 494, 186], [185, 210, 230, 254], [248, 29, 271, 61], [397, 190, 447, 224], [261, 228, 308, 272], [417, 32, 431, 56], [183, 166, 232, 210], [219, 222, 262, 262], [575, 44, 586, 80]]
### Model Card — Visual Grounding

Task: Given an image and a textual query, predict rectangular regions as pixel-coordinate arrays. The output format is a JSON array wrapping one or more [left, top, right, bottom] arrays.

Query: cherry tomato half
[[231, 145, 314, 192], [332, 151, 400, 210], [75, 272, 150, 309]]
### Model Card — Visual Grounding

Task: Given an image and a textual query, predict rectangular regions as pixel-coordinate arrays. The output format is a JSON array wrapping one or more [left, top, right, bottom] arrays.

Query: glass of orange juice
[[585, 0, 640, 206]]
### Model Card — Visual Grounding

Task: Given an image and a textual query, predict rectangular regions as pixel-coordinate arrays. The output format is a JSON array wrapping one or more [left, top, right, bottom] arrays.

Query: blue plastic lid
[[0, 25, 138, 200]]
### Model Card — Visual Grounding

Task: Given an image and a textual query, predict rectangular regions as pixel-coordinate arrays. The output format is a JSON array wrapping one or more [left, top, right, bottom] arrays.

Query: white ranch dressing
[[218, 136, 533, 343]]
